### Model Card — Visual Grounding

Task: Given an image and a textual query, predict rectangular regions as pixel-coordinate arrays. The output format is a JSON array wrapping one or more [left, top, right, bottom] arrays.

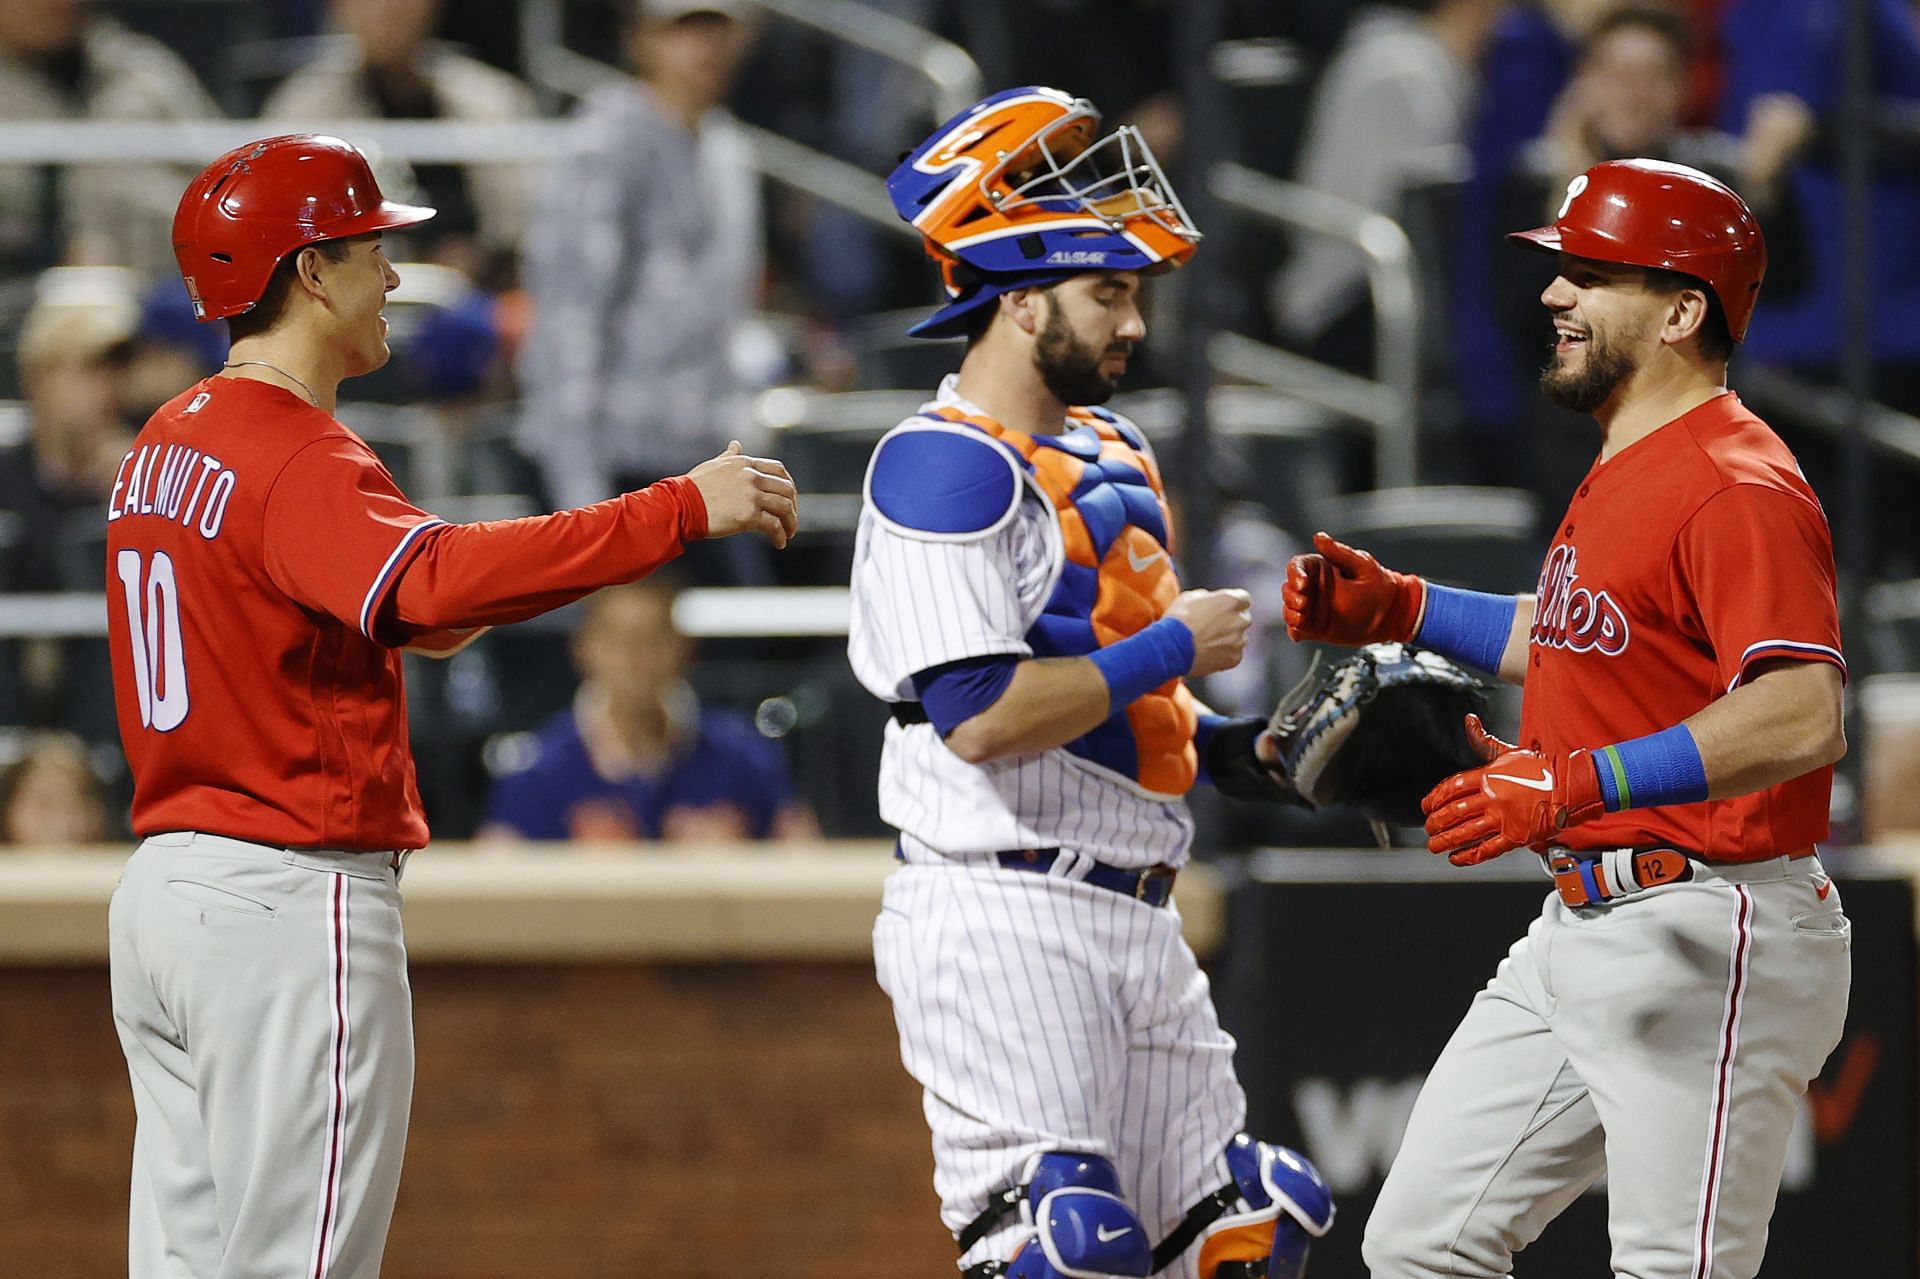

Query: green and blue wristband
[[1590, 723, 1709, 811]]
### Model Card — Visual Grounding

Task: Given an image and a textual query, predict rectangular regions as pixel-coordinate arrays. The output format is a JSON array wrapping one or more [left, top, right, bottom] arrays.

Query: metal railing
[[0, 116, 910, 239], [1205, 161, 1422, 489], [519, 0, 980, 122], [748, 0, 981, 121], [0, 588, 854, 641], [1736, 363, 1920, 468]]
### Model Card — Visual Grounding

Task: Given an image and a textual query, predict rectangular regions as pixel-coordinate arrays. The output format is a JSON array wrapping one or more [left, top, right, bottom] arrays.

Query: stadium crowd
[[0, 0, 1914, 846]]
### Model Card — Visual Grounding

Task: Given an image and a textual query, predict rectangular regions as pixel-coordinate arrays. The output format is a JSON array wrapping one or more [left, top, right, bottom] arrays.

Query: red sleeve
[[385, 475, 708, 635], [262, 437, 447, 641], [1673, 483, 1845, 692]]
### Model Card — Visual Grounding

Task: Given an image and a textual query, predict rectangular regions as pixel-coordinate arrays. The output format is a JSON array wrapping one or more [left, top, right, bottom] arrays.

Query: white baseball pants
[[109, 831, 414, 1279], [1363, 854, 1850, 1279], [874, 860, 1247, 1276]]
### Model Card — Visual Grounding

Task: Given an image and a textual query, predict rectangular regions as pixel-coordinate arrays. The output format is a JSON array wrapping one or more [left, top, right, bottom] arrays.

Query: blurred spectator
[[963, 0, 1181, 161], [0, 269, 137, 735], [799, 0, 939, 330], [126, 278, 226, 421], [480, 578, 817, 844], [515, 0, 763, 514], [1446, 1, 1602, 434], [261, 0, 536, 288], [1494, 2, 1810, 336], [1468, 3, 1810, 505], [1715, 0, 1920, 380], [0, 0, 221, 278], [0, 730, 109, 844], [0, 268, 137, 594], [1269, 0, 1509, 370], [1516, 4, 1807, 224]]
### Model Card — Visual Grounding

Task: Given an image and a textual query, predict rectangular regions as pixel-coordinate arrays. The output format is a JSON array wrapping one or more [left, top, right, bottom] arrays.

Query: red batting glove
[[1282, 531, 1426, 646], [1420, 715, 1606, 866]]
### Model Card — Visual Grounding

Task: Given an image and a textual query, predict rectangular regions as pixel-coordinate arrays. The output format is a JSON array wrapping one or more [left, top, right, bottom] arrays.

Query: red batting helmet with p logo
[[170, 134, 436, 322], [1508, 158, 1768, 342]]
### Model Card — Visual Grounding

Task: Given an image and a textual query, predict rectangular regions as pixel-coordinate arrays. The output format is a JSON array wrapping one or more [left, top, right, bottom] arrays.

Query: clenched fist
[[1166, 588, 1252, 678], [1282, 531, 1425, 646], [686, 441, 799, 549]]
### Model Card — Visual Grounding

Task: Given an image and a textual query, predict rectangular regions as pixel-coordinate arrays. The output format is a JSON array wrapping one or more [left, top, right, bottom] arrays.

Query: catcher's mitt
[[1206, 643, 1490, 827], [1272, 642, 1489, 826]]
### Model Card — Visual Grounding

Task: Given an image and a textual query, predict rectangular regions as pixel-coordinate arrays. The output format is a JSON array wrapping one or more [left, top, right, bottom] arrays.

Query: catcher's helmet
[[1508, 158, 1767, 342], [888, 86, 1200, 338], [171, 134, 436, 322]]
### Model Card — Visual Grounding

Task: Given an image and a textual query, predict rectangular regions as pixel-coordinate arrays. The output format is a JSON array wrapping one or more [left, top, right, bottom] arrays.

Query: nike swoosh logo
[[1815, 877, 1833, 900], [1095, 1225, 1133, 1243], [1126, 546, 1164, 573], [1487, 772, 1554, 792]]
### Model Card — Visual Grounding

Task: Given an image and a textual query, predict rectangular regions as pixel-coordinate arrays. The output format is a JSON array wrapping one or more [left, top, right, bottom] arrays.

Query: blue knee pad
[[1003, 1152, 1153, 1279], [1212, 1134, 1336, 1279], [1156, 1135, 1334, 1279]]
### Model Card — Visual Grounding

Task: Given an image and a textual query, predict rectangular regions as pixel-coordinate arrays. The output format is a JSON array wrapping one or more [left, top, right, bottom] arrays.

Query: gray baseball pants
[[109, 831, 414, 1279], [1364, 853, 1850, 1279]]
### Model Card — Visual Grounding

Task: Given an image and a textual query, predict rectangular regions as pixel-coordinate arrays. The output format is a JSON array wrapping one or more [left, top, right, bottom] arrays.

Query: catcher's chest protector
[[928, 406, 1198, 796]]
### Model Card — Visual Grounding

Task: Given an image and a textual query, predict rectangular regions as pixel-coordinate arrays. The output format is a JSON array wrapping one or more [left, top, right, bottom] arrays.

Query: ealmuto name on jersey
[[1531, 544, 1629, 656], [106, 443, 236, 540]]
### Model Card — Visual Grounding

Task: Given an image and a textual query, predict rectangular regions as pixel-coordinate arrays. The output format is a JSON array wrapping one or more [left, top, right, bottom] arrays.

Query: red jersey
[[106, 377, 705, 851], [1518, 392, 1844, 862]]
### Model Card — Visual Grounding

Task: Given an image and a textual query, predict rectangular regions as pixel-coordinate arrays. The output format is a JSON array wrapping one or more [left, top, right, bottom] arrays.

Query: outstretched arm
[[1284, 531, 1533, 684], [1496, 596, 1535, 684], [388, 445, 795, 637]]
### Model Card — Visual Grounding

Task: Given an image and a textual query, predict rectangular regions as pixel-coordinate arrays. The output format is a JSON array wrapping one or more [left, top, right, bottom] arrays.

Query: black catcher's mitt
[[1206, 643, 1490, 827]]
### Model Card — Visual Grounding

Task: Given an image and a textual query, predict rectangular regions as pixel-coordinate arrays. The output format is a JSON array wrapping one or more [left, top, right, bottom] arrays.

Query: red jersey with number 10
[[1517, 392, 1845, 862], [105, 378, 448, 850], [105, 376, 707, 850]]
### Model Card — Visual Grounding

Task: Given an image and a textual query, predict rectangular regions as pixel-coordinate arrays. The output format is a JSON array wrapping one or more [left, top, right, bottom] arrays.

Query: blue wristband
[[1193, 713, 1231, 784], [1089, 618, 1194, 715], [1591, 724, 1709, 811], [1415, 584, 1520, 674]]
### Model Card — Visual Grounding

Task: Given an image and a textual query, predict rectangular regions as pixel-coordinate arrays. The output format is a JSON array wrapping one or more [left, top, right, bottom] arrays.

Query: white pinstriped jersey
[[848, 377, 1195, 869]]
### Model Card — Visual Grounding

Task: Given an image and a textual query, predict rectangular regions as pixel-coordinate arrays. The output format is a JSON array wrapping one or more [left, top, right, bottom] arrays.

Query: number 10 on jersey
[[116, 549, 190, 731]]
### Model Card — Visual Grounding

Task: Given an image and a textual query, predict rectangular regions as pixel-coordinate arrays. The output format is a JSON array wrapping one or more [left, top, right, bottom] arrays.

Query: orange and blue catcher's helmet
[[888, 86, 1200, 339]]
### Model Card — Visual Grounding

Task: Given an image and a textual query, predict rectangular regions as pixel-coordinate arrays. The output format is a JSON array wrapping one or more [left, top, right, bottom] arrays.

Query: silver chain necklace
[[223, 359, 320, 408]]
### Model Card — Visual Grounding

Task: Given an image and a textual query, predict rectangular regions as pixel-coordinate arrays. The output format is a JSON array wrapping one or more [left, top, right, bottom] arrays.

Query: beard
[[1539, 324, 1636, 414], [1034, 302, 1127, 406]]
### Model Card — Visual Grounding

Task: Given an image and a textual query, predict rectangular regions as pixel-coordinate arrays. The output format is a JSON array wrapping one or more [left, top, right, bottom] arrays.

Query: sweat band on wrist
[[1591, 723, 1709, 812], [1090, 618, 1194, 715], [1192, 712, 1244, 785], [1415, 584, 1520, 674]]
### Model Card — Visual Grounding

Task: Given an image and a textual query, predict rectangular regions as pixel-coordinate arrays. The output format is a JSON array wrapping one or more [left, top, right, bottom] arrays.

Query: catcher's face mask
[[888, 85, 1201, 339]]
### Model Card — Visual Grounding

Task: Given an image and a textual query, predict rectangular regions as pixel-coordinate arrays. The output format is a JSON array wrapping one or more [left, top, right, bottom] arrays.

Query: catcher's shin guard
[[959, 1152, 1153, 1279], [1154, 1134, 1334, 1279]]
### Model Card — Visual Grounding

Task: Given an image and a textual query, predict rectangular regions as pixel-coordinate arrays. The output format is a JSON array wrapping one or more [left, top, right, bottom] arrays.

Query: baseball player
[[1284, 159, 1850, 1279], [104, 134, 796, 1278], [851, 88, 1335, 1279]]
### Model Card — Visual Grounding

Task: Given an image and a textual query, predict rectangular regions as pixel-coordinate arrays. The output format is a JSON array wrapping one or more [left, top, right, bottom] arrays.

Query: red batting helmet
[[171, 134, 435, 322], [1508, 158, 1767, 342]]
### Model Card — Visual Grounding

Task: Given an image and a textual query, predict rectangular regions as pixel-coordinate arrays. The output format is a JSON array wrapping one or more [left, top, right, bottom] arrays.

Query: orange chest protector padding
[[927, 406, 1197, 796]]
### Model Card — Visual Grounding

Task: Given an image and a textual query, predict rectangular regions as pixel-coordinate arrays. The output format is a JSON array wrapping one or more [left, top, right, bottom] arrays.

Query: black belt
[[890, 702, 929, 725], [997, 848, 1178, 907]]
